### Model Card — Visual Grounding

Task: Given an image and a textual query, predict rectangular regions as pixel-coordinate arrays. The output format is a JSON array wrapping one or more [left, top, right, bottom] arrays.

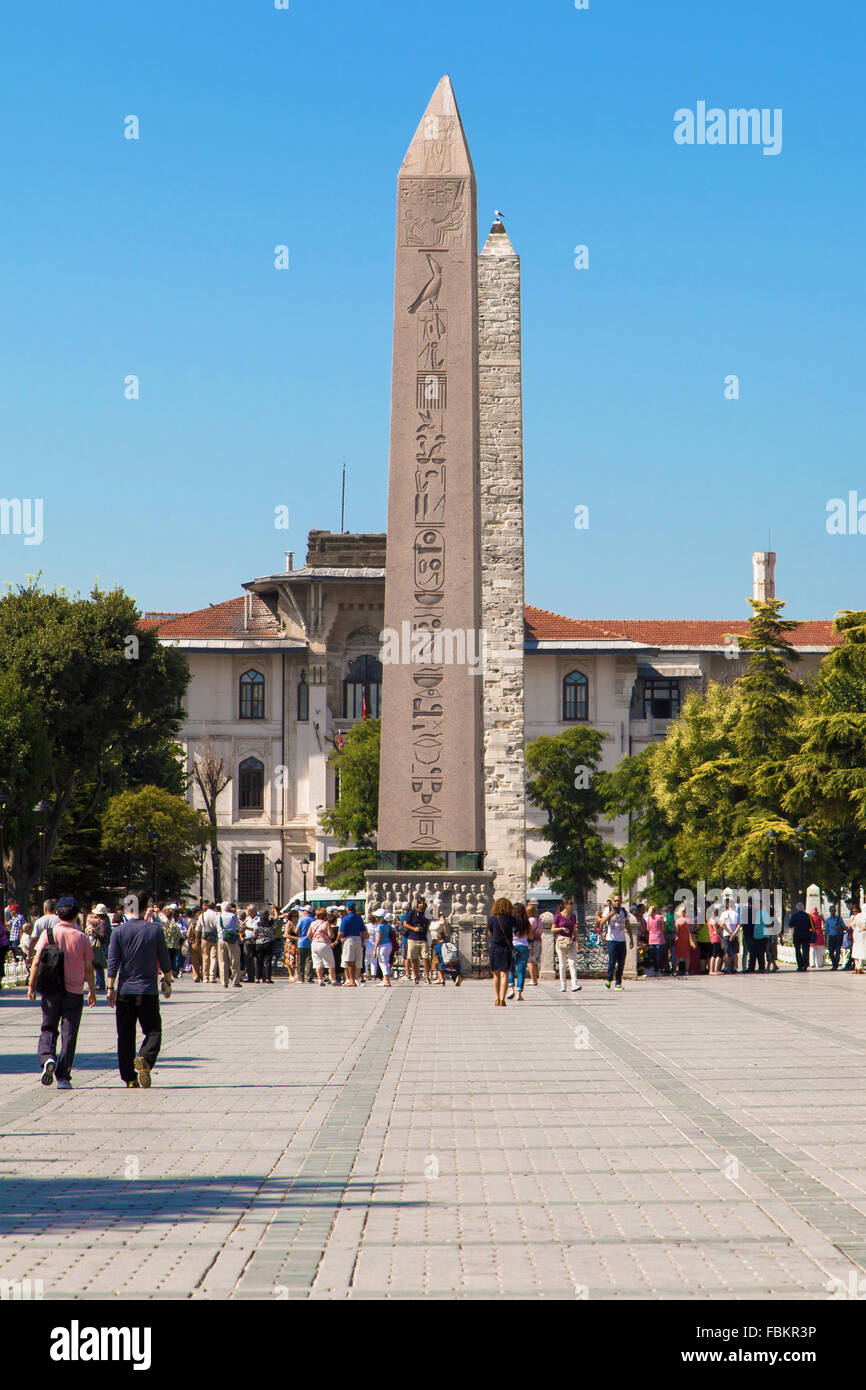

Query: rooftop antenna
[[340, 462, 347, 532]]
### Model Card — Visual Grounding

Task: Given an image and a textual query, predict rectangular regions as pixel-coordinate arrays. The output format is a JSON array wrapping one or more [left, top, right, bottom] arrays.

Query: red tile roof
[[526, 611, 839, 648], [143, 596, 281, 639], [143, 598, 839, 649]]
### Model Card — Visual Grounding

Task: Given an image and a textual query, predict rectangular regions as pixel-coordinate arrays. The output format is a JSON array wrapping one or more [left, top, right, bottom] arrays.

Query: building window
[[562, 670, 589, 722], [642, 679, 681, 720], [239, 756, 265, 810], [343, 654, 382, 720], [297, 671, 309, 722], [237, 852, 265, 903], [239, 670, 265, 720]]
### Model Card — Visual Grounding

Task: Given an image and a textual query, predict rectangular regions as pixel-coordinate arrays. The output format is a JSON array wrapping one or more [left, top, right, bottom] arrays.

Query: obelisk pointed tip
[[481, 212, 516, 256], [400, 75, 474, 179]]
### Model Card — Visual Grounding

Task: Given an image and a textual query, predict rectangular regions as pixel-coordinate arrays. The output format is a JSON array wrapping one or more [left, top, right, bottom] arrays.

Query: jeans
[[794, 936, 810, 970], [827, 935, 843, 969], [93, 966, 106, 992], [508, 943, 530, 990], [38, 991, 84, 1082], [115, 992, 162, 1084], [607, 939, 627, 985], [297, 945, 313, 982], [647, 944, 664, 973]]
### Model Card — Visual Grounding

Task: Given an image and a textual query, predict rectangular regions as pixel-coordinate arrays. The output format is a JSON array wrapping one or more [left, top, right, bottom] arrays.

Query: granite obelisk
[[377, 75, 485, 856]]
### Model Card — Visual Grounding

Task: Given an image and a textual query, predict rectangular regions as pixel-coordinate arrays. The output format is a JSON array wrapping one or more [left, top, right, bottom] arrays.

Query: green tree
[[0, 581, 189, 907], [598, 744, 684, 904], [102, 785, 209, 900], [319, 719, 441, 890], [525, 727, 615, 920]]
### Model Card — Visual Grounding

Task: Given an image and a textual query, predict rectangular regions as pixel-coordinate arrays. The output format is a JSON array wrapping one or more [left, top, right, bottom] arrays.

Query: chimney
[[284, 551, 293, 573], [752, 551, 776, 602]]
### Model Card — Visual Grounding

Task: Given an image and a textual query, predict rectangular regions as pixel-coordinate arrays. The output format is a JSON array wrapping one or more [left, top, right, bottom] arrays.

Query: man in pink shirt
[[28, 896, 96, 1090]]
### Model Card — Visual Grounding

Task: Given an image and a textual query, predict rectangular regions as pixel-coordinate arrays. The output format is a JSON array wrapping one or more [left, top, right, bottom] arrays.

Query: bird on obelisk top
[[408, 253, 443, 314]]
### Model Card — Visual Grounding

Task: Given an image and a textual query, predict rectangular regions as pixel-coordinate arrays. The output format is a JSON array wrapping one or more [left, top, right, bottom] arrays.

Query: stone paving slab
[[1, 969, 865, 1299]]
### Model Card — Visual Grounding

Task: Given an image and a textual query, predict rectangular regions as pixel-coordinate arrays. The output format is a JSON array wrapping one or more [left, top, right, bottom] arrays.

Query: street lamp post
[[32, 800, 51, 900], [616, 855, 625, 898], [212, 848, 222, 903], [767, 830, 778, 925], [124, 822, 136, 893], [275, 857, 283, 910], [197, 844, 206, 905], [148, 829, 160, 904], [301, 858, 310, 903], [0, 787, 9, 929]]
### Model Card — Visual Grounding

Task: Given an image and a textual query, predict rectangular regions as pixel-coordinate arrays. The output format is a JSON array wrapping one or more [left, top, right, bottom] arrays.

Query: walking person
[[28, 897, 97, 1090], [790, 901, 812, 972], [85, 907, 110, 993], [433, 921, 462, 986], [107, 898, 173, 1088], [527, 900, 543, 987], [337, 901, 365, 987], [186, 911, 203, 982], [376, 913, 395, 987], [254, 910, 275, 983], [826, 904, 845, 970], [809, 906, 825, 970], [242, 906, 258, 982], [851, 902, 866, 975], [507, 902, 531, 1000], [601, 893, 634, 990], [311, 910, 337, 985], [215, 902, 243, 987], [30, 898, 60, 951], [645, 903, 666, 977], [488, 898, 515, 1007], [296, 905, 314, 983], [552, 897, 582, 994], [199, 901, 221, 982], [365, 910, 383, 982]]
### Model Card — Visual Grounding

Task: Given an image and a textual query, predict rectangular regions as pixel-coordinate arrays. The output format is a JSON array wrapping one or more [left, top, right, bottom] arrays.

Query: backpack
[[440, 940, 458, 965], [219, 912, 239, 944], [34, 927, 66, 996]]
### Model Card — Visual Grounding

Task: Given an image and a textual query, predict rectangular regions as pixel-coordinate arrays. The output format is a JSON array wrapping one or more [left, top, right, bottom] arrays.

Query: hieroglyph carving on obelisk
[[378, 76, 484, 855]]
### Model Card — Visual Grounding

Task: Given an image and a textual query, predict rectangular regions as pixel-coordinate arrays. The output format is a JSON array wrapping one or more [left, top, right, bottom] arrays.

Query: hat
[[383, 913, 394, 923], [166, 902, 179, 911], [92, 903, 109, 916], [373, 908, 387, 918]]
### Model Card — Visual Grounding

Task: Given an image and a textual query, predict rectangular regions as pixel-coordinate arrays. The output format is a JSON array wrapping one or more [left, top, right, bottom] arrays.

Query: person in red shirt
[[28, 896, 96, 1089]]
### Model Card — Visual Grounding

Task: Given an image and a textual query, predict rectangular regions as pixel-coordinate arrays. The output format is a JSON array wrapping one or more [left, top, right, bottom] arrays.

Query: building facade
[[146, 541, 836, 906]]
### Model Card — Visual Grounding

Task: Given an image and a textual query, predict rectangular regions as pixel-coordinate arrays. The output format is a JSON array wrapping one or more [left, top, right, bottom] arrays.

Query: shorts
[[529, 938, 542, 964], [406, 940, 423, 963], [340, 936, 362, 967], [698, 941, 711, 960], [710, 941, 723, 958], [312, 941, 335, 971]]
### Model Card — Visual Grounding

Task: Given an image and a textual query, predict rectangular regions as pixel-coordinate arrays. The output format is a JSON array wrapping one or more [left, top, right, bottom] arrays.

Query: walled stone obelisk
[[377, 75, 485, 857]]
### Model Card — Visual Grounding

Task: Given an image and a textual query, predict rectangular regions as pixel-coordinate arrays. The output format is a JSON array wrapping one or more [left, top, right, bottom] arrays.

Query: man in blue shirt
[[297, 907, 314, 983], [825, 903, 845, 970], [338, 902, 365, 987], [107, 899, 173, 1089]]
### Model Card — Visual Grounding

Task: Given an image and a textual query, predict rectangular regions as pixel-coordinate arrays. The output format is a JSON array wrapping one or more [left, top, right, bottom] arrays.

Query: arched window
[[343, 654, 382, 720], [239, 670, 265, 720], [562, 670, 589, 722], [239, 756, 265, 810], [297, 671, 309, 722]]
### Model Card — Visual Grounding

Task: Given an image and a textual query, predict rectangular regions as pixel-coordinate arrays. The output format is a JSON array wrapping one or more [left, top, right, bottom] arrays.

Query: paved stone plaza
[[1, 970, 864, 1300]]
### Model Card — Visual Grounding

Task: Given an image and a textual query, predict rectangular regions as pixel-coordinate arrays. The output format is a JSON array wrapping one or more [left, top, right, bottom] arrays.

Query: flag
[[362, 690, 368, 720], [337, 730, 343, 750]]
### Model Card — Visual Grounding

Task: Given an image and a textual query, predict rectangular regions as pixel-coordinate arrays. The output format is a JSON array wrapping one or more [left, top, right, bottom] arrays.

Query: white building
[[145, 537, 836, 905]]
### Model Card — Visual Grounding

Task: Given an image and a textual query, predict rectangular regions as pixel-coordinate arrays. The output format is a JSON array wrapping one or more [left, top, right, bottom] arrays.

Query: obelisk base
[[364, 870, 496, 977]]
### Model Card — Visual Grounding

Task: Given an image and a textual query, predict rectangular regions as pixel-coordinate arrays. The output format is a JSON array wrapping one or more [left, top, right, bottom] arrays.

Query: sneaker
[[319, 980, 326, 987], [571, 983, 582, 992], [41, 1059, 56, 1087], [56, 1078, 72, 1090], [604, 981, 611, 990], [134, 1056, 152, 1088], [614, 982, 624, 991], [560, 984, 566, 992], [507, 989, 515, 1000]]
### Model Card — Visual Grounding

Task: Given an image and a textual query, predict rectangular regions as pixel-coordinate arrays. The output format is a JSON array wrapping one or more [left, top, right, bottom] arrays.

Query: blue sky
[[1, 0, 863, 622]]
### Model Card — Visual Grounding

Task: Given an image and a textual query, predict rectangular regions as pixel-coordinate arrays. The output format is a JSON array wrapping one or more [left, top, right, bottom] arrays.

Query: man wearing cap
[[338, 901, 365, 987], [107, 896, 173, 1088], [28, 896, 97, 1090]]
